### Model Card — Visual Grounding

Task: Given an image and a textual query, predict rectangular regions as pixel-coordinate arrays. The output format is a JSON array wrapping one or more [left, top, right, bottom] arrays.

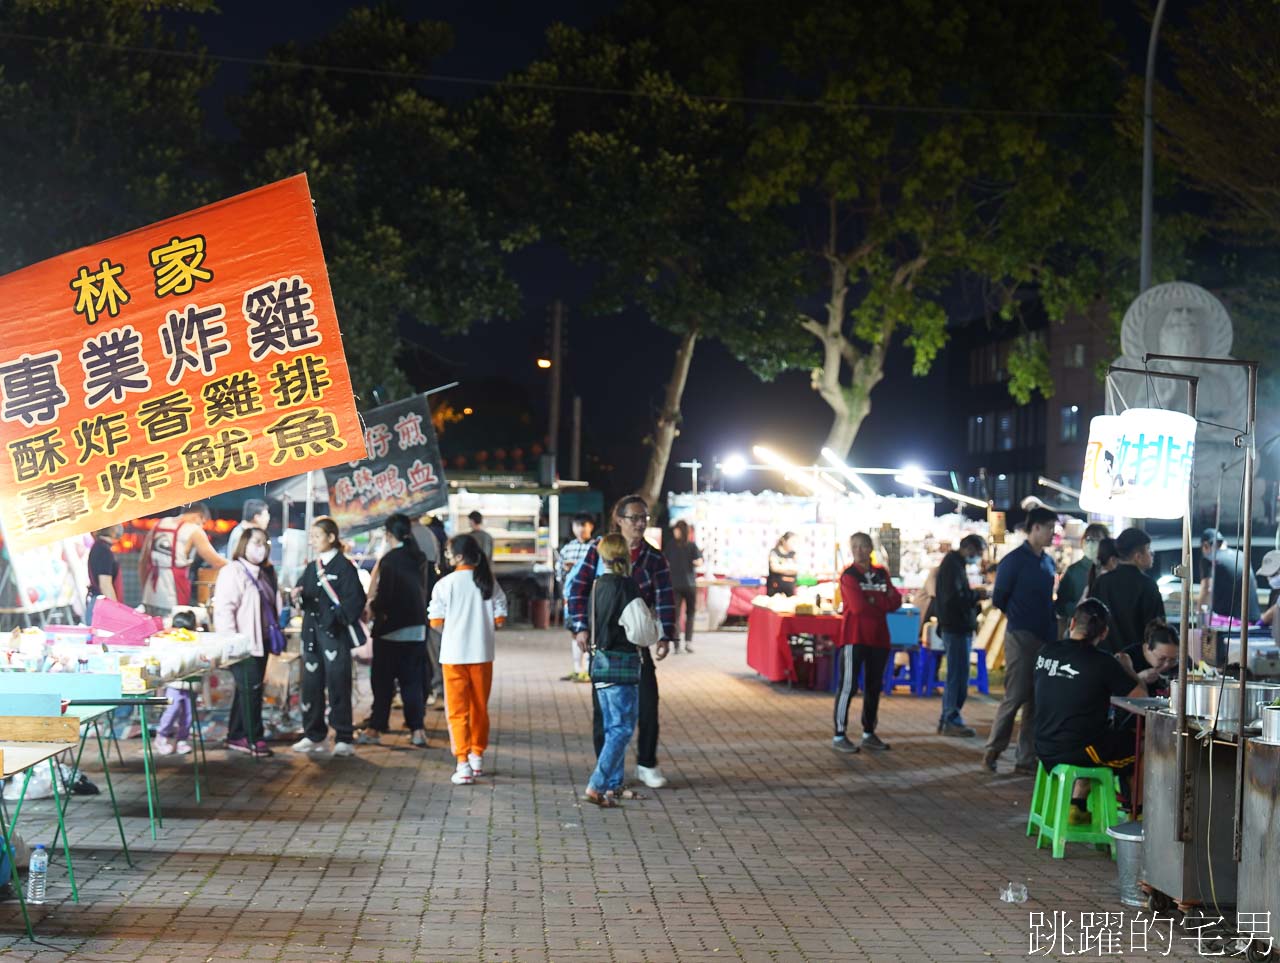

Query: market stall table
[[746, 608, 843, 684], [1, 739, 82, 940]]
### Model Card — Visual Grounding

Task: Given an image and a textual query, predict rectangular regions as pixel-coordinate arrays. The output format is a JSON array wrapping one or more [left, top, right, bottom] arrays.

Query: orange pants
[[442, 662, 494, 761]]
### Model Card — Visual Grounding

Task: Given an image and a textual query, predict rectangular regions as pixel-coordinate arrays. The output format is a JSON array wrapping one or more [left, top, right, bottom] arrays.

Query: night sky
[[166, 1, 1157, 504]]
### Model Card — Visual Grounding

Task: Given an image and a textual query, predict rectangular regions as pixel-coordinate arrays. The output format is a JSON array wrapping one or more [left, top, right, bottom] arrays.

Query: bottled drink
[[27, 844, 48, 904]]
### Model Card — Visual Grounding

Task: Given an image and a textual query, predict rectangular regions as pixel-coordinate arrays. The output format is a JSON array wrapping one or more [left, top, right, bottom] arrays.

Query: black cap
[[1200, 528, 1225, 545]]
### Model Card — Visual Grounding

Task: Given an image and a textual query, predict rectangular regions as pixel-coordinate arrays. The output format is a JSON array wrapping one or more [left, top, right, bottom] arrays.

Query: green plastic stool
[[1026, 761, 1050, 837], [1036, 764, 1124, 859]]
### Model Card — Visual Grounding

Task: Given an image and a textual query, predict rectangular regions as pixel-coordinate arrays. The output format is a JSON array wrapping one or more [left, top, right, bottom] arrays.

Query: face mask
[[1270, 574, 1280, 590], [246, 542, 268, 564], [1082, 540, 1100, 561]]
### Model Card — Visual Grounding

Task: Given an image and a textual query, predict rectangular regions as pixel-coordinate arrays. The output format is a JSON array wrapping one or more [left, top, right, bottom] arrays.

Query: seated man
[[1116, 621, 1181, 698], [1034, 598, 1147, 816]]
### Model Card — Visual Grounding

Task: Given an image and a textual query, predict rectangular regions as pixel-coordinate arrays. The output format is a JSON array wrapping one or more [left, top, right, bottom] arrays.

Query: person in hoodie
[[831, 532, 903, 754]]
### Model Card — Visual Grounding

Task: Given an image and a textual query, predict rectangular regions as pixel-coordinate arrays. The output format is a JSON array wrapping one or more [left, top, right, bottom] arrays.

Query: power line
[[0, 29, 1119, 121]]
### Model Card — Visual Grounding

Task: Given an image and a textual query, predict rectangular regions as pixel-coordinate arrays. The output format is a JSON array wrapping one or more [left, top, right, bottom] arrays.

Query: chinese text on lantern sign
[[0, 175, 365, 552]]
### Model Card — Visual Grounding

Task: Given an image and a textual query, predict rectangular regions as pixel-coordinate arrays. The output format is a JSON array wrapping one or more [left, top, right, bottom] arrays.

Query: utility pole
[[547, 300, 563, 476], [1140, 0, 1170, 293], [570, 395, 582, 480]]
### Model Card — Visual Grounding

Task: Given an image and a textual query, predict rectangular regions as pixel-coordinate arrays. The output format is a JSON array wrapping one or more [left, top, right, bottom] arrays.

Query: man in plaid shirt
[[558, 513, 597, 680], [566, 495, 675, 789]]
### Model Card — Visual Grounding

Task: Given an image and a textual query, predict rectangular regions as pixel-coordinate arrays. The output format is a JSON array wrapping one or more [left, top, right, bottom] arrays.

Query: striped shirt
[[557, 538, 594, 582]]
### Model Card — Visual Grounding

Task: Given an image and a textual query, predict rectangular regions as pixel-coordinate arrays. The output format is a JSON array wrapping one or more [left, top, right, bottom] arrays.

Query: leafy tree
[[482, 24, 807, 508], [0, 0, 218, 273], [229, 6, 525, 402], [733, 0, 1166, 455]]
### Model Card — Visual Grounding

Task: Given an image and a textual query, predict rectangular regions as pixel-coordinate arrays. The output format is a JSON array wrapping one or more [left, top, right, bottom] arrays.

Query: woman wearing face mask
[[1056, 524, 1110, 637], [214, 527, 282, 757]]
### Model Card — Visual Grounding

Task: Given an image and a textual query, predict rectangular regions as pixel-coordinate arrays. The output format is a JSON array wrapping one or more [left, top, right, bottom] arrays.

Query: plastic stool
[[972, 648, 989, 694], [1036, 764, 1124, 859], [883, 646, 917, 694], [1026, 762, 1050, 837]]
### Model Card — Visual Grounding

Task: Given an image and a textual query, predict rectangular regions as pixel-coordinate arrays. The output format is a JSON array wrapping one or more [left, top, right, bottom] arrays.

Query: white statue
[[1110, 281, 1247, 517]]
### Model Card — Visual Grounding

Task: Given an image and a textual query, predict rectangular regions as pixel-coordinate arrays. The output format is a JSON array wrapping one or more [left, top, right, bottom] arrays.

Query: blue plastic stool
[[972, 647, 989, 694], [835, 646, 915, 696]]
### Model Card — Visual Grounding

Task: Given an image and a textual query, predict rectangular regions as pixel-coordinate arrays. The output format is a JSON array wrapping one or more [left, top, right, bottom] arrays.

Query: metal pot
[[1169, 678, 1280, 725], [1261, 704, 1280, 744]]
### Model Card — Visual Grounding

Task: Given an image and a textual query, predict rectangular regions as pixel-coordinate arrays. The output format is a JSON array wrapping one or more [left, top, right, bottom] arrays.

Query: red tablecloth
[[727, 584, 766, 617], [746, 607, 844, 682]]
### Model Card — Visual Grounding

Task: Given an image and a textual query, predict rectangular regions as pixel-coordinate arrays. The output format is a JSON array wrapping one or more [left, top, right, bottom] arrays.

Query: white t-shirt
[[428, 568, 508, 664]]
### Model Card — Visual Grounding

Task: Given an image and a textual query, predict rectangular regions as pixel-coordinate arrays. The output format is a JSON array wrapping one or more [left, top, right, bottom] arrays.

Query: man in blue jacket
[[984, 507, 1058, 775]]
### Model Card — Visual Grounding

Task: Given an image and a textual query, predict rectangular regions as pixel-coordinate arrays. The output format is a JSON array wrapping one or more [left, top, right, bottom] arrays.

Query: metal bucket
[[1169, 678, 1280, 725], [1106, 821, 1145, 908], [1260, 704, 1280, 744]]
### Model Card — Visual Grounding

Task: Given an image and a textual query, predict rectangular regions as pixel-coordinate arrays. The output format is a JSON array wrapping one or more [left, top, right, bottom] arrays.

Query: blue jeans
[[940, 631, 972, 727], [588, 684, 638, 794]]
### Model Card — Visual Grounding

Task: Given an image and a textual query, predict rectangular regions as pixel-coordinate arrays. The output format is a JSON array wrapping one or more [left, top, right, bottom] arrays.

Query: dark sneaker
[[861, 733, 891, 751], [942, 724, 977, 738], [982, 750, 999, 773], [831, 736, 861, 754], [226, 737, 253, 755]]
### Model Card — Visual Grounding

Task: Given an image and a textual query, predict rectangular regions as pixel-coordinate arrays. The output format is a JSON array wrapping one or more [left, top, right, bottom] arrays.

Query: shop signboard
[[0, 175, 366, 552], [1079, 408, 1196, 519], [322, 394, 449, 536]]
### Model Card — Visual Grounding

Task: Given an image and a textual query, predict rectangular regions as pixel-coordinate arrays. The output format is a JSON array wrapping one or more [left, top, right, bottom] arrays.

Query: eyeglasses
[[620, 513, 650, 522]]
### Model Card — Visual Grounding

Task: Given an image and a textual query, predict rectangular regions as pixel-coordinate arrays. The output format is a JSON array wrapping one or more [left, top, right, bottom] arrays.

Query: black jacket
[[934, 550, 980, 633], [370, 545, 428, 638], [591, 573, 640, 654], [299, 552, 366, 646]]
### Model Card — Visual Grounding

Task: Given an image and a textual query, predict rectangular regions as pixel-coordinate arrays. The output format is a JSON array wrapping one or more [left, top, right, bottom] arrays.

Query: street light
[[721, 453, 748, 478], [752, 445, 822, 493], [892, 474, 990, 509], [536, 358, 552, 369], [820, 447, 876, 498]]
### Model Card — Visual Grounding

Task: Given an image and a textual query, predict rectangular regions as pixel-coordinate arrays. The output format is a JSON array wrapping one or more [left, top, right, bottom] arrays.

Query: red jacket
[[839, 563, 902, 648]]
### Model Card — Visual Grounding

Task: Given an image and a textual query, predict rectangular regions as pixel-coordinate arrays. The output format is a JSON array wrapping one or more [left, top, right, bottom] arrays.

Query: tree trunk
[[640, 327, 699, 513]]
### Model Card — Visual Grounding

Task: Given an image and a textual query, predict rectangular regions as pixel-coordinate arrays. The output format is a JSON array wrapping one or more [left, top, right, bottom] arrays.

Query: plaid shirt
[[565, 538, 676, 640], [556, 538, 594, 584]]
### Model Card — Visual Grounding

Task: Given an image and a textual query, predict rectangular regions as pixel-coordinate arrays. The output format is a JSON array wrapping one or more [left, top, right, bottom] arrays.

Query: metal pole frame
[[1108, 364, 1198, 840], [1140, 0, 1170, 293], [1142, 352, 1260, 859]]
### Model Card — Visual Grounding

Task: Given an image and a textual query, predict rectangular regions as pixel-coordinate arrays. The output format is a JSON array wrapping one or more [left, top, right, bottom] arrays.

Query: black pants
[[302, 631, 354, 744], [423, 626, 443, 698], [833, 644, 890, 737], [1041, 727, 1137, 797], [593, 647, 659, 768], [673, 587, 696, 642], [370, 638, 426, 732], [228, 654, 268, 744]]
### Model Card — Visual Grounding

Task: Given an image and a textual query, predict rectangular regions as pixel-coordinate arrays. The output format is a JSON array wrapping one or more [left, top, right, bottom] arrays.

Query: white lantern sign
[[1079, 408, 1196, 519]]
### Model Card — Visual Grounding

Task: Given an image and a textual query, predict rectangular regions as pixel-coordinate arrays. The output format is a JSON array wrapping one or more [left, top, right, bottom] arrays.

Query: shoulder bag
[[240, 561, 286, 655], [316, 558, 367, 650], [588, 581, 642, 685]]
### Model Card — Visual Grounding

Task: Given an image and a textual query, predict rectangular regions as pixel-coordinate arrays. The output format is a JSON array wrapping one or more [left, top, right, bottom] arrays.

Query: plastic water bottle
[[27, 844, 48, 904], [999, 881, 1028, 904]]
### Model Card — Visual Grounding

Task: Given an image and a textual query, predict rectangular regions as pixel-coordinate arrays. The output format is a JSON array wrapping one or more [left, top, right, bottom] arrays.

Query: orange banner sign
[[0, 175, 366, 552]]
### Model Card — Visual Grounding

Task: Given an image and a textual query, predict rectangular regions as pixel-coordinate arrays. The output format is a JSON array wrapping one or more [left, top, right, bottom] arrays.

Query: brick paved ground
[[0, 629, 1212, 962]]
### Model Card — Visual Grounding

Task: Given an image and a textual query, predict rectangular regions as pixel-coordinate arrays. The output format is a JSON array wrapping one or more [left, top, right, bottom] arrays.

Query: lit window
[[1060, 405, 1081, 442]]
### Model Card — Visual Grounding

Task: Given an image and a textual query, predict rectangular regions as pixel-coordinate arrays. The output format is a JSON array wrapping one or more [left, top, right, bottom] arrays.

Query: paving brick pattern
[[0, 630, 1211, 962]]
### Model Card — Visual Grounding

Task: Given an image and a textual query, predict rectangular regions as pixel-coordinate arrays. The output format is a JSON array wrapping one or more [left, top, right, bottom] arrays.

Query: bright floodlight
[[893, 474, 989, 509], [721, 454, 748, 478], [820, 447, 876, 498], [752, 445, 819, 492], [898, 464, 928, 488]]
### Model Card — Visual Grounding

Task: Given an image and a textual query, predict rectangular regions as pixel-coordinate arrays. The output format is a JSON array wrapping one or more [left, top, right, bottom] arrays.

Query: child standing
[[582, 534, 643, 807], [429, 533, 507, 785]]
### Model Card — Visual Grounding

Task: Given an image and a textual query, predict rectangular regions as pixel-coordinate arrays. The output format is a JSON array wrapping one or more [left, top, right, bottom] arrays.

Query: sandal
[[583, 788, 620, 808], [614, 788, 646, 801]]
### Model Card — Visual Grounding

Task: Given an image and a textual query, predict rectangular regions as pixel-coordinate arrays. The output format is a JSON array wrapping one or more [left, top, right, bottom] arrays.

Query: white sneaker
[[153, 735, 175, 756], [175, 740, 193, 756], [332, 741, 355, 757], [451, 762, 475, 785], [410, 730, 427, 747], [291, 736, 325, 753], [426, 692, 437, 706], [467, 753, 484, 776], [636, 765, 668, 789], [354, 729, 381, 745]]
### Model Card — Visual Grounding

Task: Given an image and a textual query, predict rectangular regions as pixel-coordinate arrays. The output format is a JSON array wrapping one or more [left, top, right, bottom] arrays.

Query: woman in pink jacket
[[214, 527, 283, 758]]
